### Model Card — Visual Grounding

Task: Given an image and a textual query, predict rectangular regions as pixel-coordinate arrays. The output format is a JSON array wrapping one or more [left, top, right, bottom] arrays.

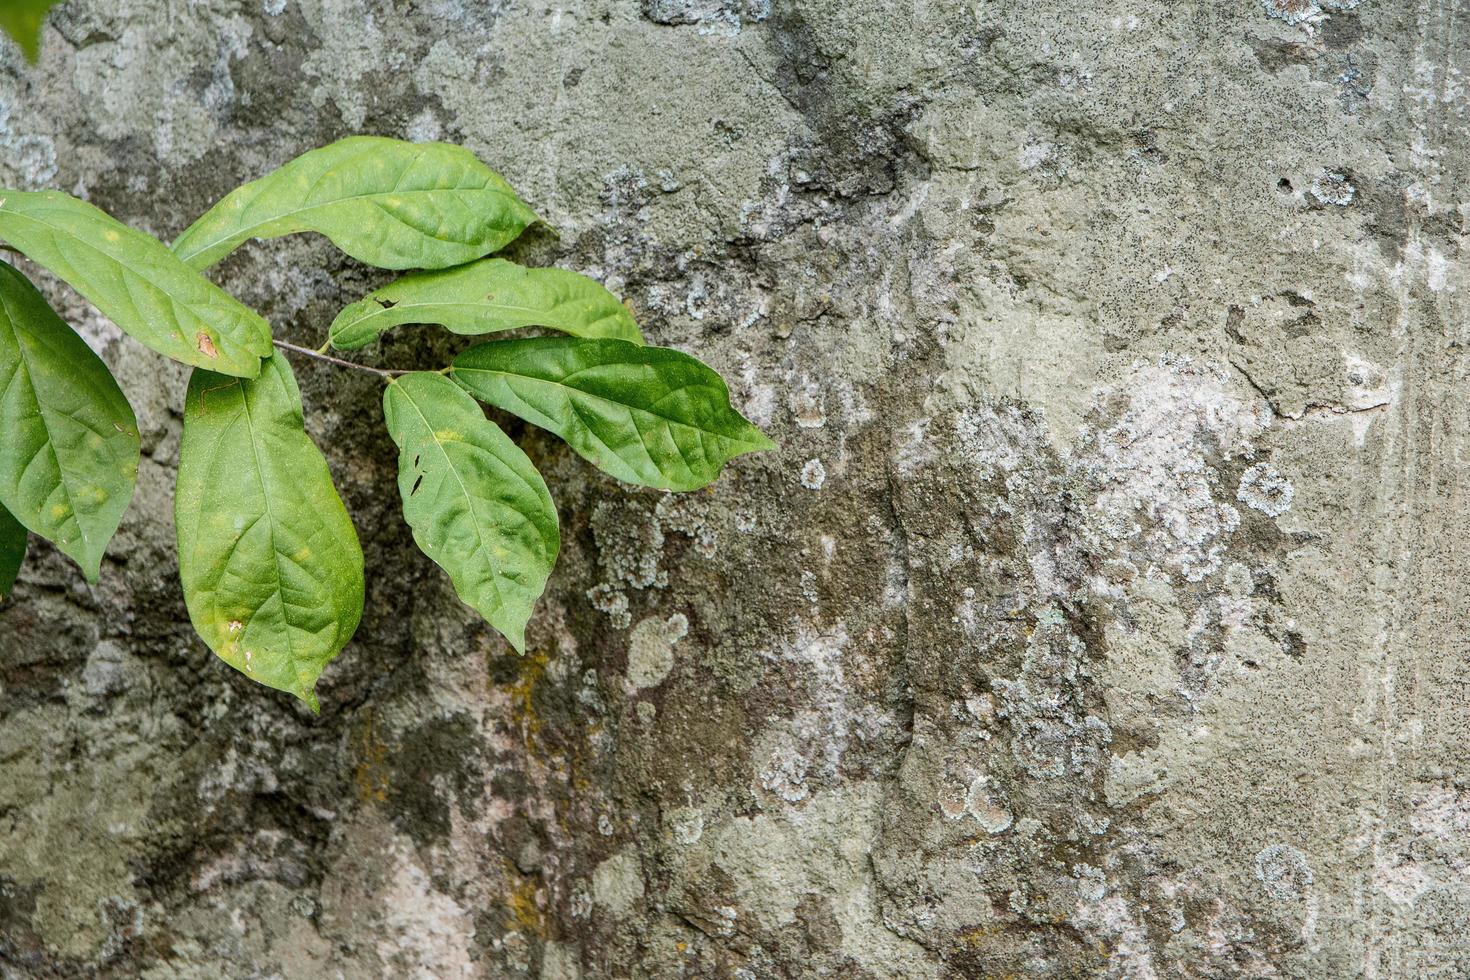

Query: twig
[[271, 339, 412, 379]]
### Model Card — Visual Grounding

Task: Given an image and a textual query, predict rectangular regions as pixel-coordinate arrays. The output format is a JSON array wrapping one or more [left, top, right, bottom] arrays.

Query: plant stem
[[271, 339, 411, 379]]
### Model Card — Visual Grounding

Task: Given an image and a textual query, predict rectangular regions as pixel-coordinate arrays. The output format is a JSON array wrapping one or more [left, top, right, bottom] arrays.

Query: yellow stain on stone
[[351, 712, 391, 804], [507, 650, 549, 738], [505, 872, 546, 937]]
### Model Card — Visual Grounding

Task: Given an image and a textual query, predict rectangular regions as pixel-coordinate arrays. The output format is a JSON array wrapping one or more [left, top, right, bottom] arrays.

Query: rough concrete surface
[[0, 0, 1462, 976]]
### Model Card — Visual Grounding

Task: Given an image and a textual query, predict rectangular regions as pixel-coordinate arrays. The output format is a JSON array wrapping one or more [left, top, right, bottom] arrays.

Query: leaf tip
[[7, 26, 41, 64], [293, 683, 322, 714]]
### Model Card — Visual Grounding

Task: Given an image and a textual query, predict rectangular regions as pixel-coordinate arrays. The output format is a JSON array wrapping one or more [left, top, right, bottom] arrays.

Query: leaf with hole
[[0, 191, 273, 377], [0, 259, 138, 582], [0, 0, 62, 62], [450, 338, 774, 491], [175, 353, 364, 709], [172, 136, 540, 272], [0, 504, 26, 600], [329, 257, 643, 351], [383, 372, 559, 651]]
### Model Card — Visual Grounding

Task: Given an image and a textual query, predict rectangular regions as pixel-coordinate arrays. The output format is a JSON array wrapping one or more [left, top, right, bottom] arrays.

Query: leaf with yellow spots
[[0, 191, 273, 377], [171, 136, 539, 272], [175, 352, 364, 709], [382, 372, 558, 652], [0, 260, 138, 582], [0, 504, 26, 599]]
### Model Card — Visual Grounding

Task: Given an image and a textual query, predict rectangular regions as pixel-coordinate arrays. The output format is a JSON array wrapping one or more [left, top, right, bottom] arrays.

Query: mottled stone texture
[[0, 0, 1464, 976]]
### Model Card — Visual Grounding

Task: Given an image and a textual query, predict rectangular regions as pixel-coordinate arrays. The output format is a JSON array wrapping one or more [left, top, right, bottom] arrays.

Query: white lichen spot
[[591, 851, 645, 916], [759, 734, 811, 802], [263, 0, 287, 13], [1081, 356, 1262, 582], [965, 776, 1014, 834], [625, 612, 688, 689], [1310, 170, 1356, 205], [405, 107, 442, 143], [788, 380, 826, 429], [1237, 462, 1295, 517], [1255, 843, 1314, 900], [800, 569, 819, 604], [1262, 0, 1322, 25], [666, 806, 705, 845], [587, 583, 631, 630], [1073, 863, 1107, 902], [685, 276, 710, 320], [800, 458, 827, 490], [1018, 142, 1055, 170], [11, 134, 57, 188], [376, 847, 478, 976]]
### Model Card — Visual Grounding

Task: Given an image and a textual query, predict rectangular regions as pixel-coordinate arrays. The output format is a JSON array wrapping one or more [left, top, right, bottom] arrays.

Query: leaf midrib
[[452, 363, 764, 447], [392, 381, 510, 620], [336, 297, 595, 340], [235, 378, 313, 675], [176, 184, 529, 266], [0, 283, 89, 558]]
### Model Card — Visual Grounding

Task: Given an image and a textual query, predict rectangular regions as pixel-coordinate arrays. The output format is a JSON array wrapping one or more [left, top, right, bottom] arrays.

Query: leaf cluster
[[0, 137, 771, 708]]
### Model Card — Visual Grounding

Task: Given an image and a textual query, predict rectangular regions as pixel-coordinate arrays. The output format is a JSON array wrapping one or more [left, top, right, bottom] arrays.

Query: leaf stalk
[[270, 339, 410, 380]]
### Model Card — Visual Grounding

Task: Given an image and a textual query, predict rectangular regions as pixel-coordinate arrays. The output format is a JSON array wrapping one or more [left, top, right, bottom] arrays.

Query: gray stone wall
[[0, 0, 1462, 976]]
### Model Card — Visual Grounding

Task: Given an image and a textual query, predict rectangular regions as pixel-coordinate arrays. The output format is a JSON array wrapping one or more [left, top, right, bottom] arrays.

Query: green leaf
[[0, 259, 138, 582], [175, 352, 364, 709], [0, 0, 62, 63], [383, 372, 559, 651], [0, 191, 273, 378], [0, 504, 26, 600], [450, 338, 774, 491], [329, 257, 643, 351], [172, 136, 540, 272]]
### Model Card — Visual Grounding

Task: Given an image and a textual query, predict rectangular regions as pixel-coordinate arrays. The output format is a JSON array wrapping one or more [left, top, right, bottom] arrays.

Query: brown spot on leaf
[[196, 332, 219, 359]]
